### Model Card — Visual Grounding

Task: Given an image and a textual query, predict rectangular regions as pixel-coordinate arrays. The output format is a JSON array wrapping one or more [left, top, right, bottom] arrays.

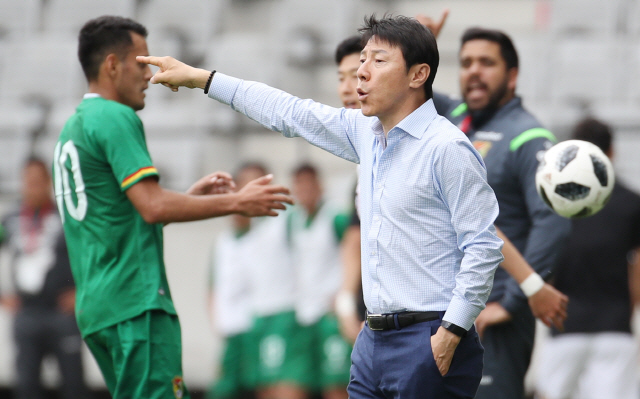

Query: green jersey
[[53, 96, 176, 336]]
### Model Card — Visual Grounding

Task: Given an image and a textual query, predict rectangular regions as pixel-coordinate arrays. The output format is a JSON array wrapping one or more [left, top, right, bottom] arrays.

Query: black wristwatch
[[441, 320, 466, 337]]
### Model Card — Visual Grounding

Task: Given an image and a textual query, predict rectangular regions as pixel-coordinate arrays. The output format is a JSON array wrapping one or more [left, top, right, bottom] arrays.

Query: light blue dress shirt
[[209, 73, 504, 330]]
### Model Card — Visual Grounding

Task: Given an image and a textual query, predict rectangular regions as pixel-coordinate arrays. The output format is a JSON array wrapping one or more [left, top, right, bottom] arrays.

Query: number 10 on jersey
[[53, 141, 88, 222]]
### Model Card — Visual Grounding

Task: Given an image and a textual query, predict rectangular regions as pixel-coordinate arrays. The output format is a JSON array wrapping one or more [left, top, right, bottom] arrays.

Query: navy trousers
[[348, 314, 484, 399]]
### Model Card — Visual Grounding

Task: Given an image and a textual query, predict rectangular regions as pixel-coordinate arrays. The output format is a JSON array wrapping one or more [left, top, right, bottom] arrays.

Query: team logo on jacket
[[172, 376, 184, 398], [472, 140, 493, 158]]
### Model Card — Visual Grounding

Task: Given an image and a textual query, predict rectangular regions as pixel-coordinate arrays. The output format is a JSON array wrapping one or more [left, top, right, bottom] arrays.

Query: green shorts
[[84, 310, 190, 399], [207, 332, 252, 399], [301, 314, 352, 390], [246, 310, 309, 388]]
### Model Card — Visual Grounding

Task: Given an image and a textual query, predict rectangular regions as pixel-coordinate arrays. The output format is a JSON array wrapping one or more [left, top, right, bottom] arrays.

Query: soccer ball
[[535, 140, 614, 219]]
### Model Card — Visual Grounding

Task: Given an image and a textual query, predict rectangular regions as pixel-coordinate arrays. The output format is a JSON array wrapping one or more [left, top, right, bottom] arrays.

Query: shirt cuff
[[207, 73, 242, 105], [443, 295, 482, 331]]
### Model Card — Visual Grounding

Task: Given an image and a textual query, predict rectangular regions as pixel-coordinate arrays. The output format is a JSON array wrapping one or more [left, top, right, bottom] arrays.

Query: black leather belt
[[366, 311, 441, 331]]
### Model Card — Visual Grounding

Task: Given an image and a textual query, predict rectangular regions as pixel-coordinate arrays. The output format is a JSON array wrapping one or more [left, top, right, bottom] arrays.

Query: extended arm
[[137, 56, 362, 164], [492, 228, 568, 330], [126, 174, 292, 224]]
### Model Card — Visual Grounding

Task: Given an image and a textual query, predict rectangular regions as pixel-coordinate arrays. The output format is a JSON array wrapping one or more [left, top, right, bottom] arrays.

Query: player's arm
[[495, 228, 568, 329], [500, 136, 572, 316], [126, 174, 292, 224], [630, 247, 640, 307], [0, 218, 20, 313], [335, 211, 363, 343]]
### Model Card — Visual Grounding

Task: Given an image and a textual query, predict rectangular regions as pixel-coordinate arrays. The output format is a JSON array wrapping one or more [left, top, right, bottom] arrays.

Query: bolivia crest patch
[[173, 376, 184, 398]]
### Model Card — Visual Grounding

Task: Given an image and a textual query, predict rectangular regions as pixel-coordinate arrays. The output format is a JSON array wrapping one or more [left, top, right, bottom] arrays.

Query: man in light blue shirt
[[139, 14, 504, 399]]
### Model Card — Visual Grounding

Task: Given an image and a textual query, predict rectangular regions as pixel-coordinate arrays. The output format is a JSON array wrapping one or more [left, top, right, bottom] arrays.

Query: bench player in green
[[52, 16, 292, 399]]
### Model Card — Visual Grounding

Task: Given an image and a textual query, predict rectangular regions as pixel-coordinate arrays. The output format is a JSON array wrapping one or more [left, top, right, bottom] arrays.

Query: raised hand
[[136, 55, 211, 91], [235, 174, 294, 217], [415, 9, 450, 39], [187, 172, 236, 195]]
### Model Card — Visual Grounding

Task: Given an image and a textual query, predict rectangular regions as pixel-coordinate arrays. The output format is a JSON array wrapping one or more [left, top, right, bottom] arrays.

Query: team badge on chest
[[172, 376, 184, 398], [472, 140, 493, 158]]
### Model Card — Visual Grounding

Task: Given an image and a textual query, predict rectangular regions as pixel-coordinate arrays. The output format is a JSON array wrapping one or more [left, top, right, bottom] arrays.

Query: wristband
[[203, 70, 216, 94], [441, 320, 466, 337], [335, 291, 357, 317], [520, 273, 545, 297]]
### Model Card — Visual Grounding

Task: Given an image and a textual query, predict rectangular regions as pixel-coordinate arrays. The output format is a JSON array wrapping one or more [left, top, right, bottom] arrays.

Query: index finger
[[136, 55, 163, 67], [265, 185, 291, 195], [438, 9, 450, 28]]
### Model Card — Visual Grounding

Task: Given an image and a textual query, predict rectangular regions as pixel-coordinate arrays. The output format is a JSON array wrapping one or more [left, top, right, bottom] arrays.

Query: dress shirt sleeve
[[208, 73, 361, 163], [436, 139, 504, 330], [500, 137, 571, 315]]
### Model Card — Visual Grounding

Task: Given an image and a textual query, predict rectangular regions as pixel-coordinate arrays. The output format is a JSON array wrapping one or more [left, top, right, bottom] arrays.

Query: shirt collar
[[369, 99, 438, 149], [83, 93, 101, 99]]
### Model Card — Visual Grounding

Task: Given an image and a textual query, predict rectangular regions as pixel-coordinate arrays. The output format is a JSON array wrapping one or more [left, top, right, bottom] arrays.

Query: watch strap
[[441, 320, 466, 337]]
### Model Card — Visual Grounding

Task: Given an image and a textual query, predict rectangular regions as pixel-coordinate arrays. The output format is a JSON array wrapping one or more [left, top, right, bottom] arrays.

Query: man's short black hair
[[461, 27, 519, 70], [78, 15, 148, 82], [571, 117, 613, 154], [335, 35, 363, 65], [358, 14, 439, 100]]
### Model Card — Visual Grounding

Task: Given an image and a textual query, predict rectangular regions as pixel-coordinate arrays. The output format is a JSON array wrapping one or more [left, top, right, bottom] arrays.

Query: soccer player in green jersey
[[52, 16, 292, 399]]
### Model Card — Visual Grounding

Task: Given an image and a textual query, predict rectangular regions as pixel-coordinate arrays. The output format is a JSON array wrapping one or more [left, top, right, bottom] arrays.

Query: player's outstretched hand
[[528, 283, 568, 331], [137, 55, 212, 92], [235, 174, 293, 217], [415, 9, 449, 39], [187, 172, 236, 196]]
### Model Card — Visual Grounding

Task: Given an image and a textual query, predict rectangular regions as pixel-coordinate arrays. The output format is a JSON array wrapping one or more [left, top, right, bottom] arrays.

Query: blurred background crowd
[[0, 0, 639, 398]]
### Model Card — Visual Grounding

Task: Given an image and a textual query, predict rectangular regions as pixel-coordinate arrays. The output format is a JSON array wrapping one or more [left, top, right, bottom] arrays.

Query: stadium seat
[[0, 34, 84, 104], [547, 38, 620, 105], [549, 0, 623, 36], [0, 105, 42, 193], [42, 0, 136, 36], [0, 0, 41, 39], [137, 0, 224, 66]]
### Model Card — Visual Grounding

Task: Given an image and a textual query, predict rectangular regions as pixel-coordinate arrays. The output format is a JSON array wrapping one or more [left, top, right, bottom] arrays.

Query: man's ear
[[507, 67, 518, 93], [103, 53, 120, 79], [409, 63, 430, 89]]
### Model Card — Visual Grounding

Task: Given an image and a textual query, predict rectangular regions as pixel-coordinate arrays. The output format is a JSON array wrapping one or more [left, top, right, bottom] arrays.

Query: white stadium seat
[[42, 0, 136, 36], [0, 0, 41, 39]]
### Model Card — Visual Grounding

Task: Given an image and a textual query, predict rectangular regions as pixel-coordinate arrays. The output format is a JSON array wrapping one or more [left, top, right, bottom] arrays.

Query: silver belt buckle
[[366, 313, 385, 331]]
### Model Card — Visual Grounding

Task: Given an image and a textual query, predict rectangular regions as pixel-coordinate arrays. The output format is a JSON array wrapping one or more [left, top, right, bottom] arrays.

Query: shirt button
[[158, 288, 165, 295], [373, 215, 380, 221]]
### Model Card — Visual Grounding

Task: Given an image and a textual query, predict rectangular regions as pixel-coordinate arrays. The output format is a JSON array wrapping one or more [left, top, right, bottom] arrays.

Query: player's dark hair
[[78, 15, 148, 82], [335, 35, 363, 65], [461, 27, 519, 70], [358, 14, 439, 100], [293, 163, 318, 178], [571, 117, 613, 154], [235, 162, 269, 180]]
